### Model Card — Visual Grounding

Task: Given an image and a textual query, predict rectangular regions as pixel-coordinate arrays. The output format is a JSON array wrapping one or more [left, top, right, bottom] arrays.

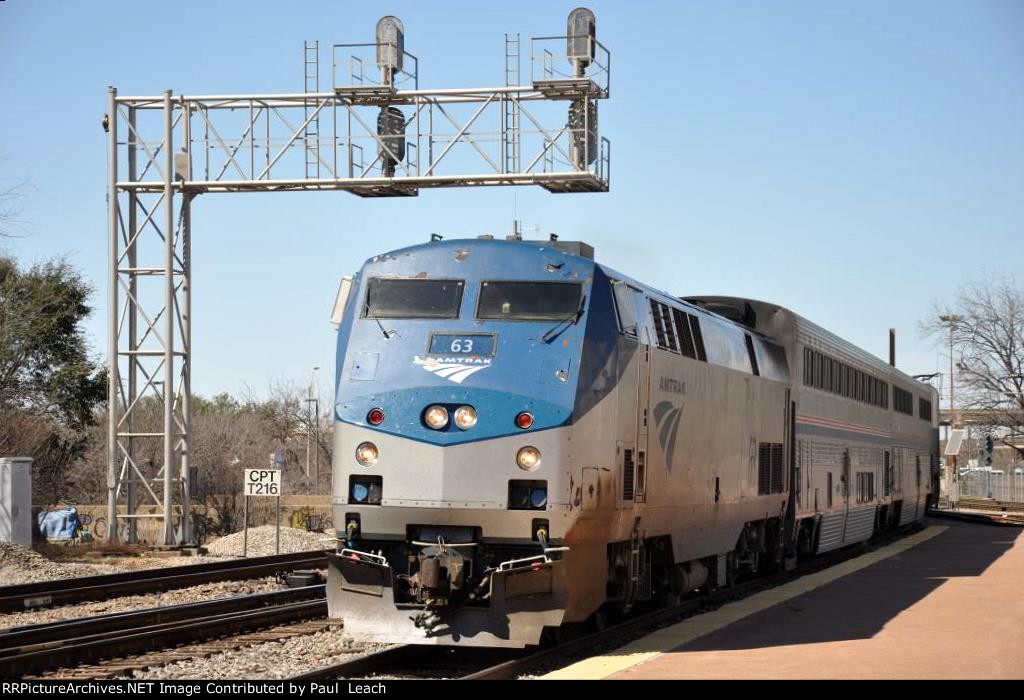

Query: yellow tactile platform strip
[[541, 525, 947, 680]]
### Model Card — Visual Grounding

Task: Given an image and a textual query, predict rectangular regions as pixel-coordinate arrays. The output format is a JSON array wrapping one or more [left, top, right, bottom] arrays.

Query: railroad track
[[0, 585, 328, 678], [0, 549, 328, 613], [292, 645, 516, 681], [1, 585, 327, 679], [927, 508, 1024, 527], [41, 619, 338, 681], [296, 523, 926, 681], [955, 497, 1024, 514]]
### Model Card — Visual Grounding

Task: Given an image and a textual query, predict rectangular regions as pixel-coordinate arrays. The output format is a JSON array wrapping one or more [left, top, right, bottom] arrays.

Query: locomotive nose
[[333, 417, 569, 511]]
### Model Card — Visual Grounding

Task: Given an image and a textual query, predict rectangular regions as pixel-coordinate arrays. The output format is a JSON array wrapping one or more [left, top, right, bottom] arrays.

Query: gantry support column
[[162, 90, 176, 546], [106, 87, 120, 542], [126, 104, 139, 545]]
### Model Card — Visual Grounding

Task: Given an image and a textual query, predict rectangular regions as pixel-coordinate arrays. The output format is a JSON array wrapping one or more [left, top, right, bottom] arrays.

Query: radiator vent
[[758, 442, 784, 495], [622, 448, 635, 501]]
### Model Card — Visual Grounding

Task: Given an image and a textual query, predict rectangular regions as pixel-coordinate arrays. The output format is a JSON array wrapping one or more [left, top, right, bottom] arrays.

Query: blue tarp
[[37, 507, 79, 540]]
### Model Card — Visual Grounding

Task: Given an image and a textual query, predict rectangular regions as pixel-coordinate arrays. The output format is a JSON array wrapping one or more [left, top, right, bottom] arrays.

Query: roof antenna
[[430, 233, 443, 242], [549, 233, 559, 241]]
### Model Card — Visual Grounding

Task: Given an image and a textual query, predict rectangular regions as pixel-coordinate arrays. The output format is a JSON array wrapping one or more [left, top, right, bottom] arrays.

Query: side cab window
[[610, 279, 645, 340]]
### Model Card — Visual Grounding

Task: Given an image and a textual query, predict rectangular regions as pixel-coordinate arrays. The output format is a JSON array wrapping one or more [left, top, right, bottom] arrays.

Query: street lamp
[[939, 314, 963, 500], [306, 366, 321, 485], [939, 315, 963, 426]]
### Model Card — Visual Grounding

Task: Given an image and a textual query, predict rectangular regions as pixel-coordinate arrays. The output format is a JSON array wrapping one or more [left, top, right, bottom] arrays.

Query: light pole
[[940, 314, 963, 496], [939, 315, 962, 427], [306, 366, 320, 485]]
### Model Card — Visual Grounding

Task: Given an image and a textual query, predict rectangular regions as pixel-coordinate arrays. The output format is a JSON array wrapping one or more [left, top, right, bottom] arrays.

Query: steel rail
[[289, 645, 515, 681], [0, 550, 328, 612], [0, 585, 325, 655], [926, 508, 1024, 527], [0, 592, 327, 677], [289, 646, 418, 681]]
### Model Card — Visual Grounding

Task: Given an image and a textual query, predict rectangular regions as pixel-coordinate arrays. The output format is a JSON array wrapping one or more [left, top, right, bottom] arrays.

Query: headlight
[[423, 405, 449, 430], [355, 442, 378, 466], [530, 487, 548, 509], [517, 446, 541, 471], [454, 406, 477, 430]]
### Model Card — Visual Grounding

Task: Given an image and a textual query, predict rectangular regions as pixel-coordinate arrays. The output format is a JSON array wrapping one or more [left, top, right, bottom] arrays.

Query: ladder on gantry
[[503, 33, 521, 174], [304, 40, 320, 179]]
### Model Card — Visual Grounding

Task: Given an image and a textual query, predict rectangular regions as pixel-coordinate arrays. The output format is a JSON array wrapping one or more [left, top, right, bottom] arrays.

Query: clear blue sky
[[1, 0, 1021, 404]]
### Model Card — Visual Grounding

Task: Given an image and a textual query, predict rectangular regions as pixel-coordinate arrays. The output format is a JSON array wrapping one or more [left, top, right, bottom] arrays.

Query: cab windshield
[[476, 281, 583, 321], [363, 278, 464, 319]]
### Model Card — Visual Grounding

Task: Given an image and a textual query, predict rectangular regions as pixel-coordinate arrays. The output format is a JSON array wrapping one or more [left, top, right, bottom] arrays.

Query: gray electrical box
[[0, 457, 33, 547]]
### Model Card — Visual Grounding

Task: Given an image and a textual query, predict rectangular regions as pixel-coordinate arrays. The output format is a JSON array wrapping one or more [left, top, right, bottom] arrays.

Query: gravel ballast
[[0, 542, 123, 586], [119, 625, 385, 680], [205, 526, 334, 557], [0, 577, 288, 630]]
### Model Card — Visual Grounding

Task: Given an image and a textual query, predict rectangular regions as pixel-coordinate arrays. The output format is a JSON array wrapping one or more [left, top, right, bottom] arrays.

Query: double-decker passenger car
[[326, 237, 939, 647]]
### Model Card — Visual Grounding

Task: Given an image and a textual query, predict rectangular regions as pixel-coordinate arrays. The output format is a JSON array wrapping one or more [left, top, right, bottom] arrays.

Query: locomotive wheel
[[543, 621, 588, 646], [727, 552, 739, 587], [587, 606, 615, 633], [797, 525, 811, 558]]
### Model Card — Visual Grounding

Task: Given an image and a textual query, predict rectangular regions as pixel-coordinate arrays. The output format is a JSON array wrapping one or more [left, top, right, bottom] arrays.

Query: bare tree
[[0, 164, 33, 238], [67, 385, 334, 542], [258, 380, 333, 491], [922, 278, 1024, 458]]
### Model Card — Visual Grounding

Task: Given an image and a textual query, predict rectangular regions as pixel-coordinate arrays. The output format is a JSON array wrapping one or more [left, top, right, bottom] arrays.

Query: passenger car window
[[363, 278, 464, 319]]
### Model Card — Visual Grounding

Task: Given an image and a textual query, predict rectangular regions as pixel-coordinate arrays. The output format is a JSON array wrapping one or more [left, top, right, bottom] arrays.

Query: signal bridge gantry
[[105, 9, 611, 545]]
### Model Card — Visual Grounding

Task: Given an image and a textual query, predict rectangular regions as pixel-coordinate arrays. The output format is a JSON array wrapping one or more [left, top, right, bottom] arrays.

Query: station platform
[[544, 519, 1024, 679]]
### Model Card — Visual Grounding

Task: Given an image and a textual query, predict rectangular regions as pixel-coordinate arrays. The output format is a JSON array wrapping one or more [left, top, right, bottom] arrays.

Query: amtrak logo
[[653, 400, 684, 469], [413, 356, 492, 384]]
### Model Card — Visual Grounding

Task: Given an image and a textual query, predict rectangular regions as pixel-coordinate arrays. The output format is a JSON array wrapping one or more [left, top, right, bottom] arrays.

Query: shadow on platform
[[673, 520, 1021, 652]]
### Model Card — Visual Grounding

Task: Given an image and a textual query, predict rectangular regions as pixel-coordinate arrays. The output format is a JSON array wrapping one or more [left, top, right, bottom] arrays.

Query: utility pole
[[306, 366, 320, 482], [315, 394, 321, 488], [940, 315, 963, 427], [940, 314, 964, 496]]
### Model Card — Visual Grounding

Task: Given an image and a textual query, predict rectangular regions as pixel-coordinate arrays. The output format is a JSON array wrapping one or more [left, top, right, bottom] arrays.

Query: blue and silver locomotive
[[327, 236, 939, 647]]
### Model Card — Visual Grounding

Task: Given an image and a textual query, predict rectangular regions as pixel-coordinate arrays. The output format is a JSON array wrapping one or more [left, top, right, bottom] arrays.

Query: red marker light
[[367, 408, 385, 425], [515, 412, 534, 430]]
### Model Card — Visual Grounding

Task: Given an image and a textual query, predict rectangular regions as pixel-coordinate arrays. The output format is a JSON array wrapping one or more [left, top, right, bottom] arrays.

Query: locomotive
[[326, 236, 939, 647]]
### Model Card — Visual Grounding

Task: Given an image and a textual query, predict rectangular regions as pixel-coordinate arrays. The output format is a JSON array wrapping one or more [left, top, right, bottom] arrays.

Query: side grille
[[622, 448, 635, 501], [758, 442, 784, 495]]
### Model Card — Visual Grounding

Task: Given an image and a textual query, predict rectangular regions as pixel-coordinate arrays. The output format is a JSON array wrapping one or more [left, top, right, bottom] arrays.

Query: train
[[325, 236, 939, 647]]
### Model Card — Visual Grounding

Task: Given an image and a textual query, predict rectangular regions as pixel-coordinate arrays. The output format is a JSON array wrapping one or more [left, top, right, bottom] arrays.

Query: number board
[[245, 469, 281, 497], [427, 333, 496, 357]]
